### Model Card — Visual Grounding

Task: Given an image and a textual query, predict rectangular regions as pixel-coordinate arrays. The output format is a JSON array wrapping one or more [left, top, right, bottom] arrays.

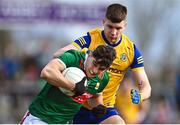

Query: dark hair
[[92, 45, 116, 68], [106, 3, 127, 23]]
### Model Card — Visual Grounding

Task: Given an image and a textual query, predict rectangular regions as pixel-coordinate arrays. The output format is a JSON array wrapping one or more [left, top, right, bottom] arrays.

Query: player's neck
[[102, 31, 122, 47]]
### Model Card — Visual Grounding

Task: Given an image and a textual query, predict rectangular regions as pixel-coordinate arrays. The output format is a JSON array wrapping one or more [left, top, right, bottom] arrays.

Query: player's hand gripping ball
[[59, 67, 87, 96]]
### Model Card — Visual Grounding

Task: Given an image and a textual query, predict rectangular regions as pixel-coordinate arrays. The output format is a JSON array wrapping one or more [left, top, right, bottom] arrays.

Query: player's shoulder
[[65, 49, 84, 57], [121, 34, 135, 51], [101, 71, 110, 83], [88, 27, 102, 34], [122, 34, 134, 44], [66, 50, 86, 63], [99, 71, 110, 90], [65, 49, 78, 53]]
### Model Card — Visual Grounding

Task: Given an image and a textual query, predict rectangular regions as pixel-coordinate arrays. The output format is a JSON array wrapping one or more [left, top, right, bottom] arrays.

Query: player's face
[[103, 18, 127, 44], [84, 54, 107, 78]]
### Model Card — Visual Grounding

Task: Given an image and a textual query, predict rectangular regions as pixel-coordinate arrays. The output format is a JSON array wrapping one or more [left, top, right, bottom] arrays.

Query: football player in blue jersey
[[53, 3, 151, 124]]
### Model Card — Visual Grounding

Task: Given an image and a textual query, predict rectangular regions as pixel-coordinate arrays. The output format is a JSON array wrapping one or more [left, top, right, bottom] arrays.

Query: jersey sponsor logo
[[70, 93, 93, 104], [108, 67, 125, 74], [78, 37, 86, 46], [120, 53, 127, 62], [137, 56, 144, 64]]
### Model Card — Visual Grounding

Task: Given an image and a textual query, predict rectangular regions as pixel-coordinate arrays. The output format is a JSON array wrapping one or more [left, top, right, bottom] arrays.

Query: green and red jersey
[[29, 50, 109, 124]]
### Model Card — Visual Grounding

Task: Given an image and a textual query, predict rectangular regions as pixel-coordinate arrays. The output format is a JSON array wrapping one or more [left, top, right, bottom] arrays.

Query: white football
[[59, 67, 87, 96]]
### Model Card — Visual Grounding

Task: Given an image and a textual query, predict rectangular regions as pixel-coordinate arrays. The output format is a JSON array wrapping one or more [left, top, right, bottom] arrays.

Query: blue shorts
[[73, 107, 119, 124]]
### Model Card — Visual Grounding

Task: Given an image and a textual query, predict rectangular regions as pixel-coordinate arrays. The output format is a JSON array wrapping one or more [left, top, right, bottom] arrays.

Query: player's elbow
[[40, 68, 50, 79], [146, 83, 152, 99], [53, 52, 60, 58], [53, 48, 65, 58]]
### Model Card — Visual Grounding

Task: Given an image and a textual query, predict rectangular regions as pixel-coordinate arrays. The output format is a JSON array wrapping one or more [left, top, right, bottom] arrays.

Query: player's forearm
[[41, 69, 75, 91], [53, 43, 79, 58], [40, 59, 75, 91], [138, 81, 151, 101], [133, 69, 151, 101]]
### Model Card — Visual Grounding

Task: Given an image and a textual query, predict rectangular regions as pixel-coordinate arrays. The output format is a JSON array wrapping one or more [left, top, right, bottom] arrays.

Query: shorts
[[73, 107, 119, 124], [20, 111, 48, 124]]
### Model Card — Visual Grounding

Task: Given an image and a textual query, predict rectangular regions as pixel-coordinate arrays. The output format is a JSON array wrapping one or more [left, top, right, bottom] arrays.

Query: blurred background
[[0, 0, 180, 123]]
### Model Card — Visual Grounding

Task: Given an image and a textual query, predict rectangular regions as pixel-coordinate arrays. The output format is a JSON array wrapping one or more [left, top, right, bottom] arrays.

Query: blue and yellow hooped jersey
[[72, 28, 144, 107]]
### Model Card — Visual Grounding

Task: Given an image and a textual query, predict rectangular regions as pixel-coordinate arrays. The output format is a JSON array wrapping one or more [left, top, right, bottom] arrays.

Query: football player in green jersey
[[20, 45, 116, 124]]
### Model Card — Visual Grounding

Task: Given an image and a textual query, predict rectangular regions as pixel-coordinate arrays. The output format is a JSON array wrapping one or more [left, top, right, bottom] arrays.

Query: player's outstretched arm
[[53, 44, 78, 58], [132, 69, 151, 103]]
